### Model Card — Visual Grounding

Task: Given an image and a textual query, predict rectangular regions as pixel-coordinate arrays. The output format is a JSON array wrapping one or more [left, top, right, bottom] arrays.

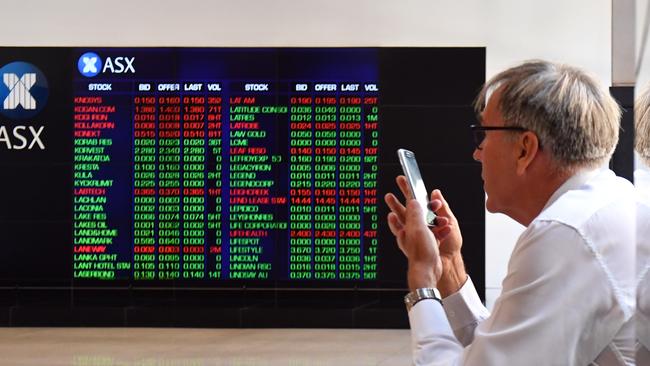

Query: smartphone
[[397, 149, 437, 226]]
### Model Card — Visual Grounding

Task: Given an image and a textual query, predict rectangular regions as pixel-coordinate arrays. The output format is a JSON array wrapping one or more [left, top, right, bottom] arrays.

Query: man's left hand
[[386, 198, 442, 290]]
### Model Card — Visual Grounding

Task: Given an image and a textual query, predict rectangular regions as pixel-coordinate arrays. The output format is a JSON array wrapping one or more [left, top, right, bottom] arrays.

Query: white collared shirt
[[408, 169, 636, 365]]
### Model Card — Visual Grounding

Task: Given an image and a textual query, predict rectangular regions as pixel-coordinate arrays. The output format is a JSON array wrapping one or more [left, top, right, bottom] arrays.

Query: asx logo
[[78, 52, 135, 77], [0, 61, 47, 150], [0, 61, 49, 119]]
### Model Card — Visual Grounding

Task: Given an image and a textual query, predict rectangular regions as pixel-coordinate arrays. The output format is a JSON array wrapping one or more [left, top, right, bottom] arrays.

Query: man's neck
[[509, 168, 579, 226]]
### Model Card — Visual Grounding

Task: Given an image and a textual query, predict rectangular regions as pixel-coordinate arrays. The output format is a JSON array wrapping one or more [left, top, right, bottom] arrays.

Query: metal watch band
[[404, 287, 442, 311]]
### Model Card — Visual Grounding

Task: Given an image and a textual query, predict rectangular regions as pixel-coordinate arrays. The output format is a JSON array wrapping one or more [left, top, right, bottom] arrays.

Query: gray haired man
[[386, 60, 635, 365]]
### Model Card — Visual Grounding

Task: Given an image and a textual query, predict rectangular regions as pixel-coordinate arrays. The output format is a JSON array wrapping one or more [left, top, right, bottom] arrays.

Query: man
[[634, 83, 650, 365], [385, 60, 636, 365]]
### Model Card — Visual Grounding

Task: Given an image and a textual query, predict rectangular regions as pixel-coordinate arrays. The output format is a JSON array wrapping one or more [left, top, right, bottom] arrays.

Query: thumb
[[430, 189, 456, 221]]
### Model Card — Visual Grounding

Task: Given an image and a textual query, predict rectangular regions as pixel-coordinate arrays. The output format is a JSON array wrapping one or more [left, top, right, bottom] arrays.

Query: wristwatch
[[404, 288, 442, 311]]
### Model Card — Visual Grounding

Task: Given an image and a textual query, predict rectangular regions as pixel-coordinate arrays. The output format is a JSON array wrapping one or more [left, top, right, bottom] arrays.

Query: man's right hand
[[427, 188, 468, 297]]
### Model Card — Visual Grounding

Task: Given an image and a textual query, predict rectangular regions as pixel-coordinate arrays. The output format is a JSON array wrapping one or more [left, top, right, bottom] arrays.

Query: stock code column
[[227, 83, 289, 280], [73, 83, 133, 280]]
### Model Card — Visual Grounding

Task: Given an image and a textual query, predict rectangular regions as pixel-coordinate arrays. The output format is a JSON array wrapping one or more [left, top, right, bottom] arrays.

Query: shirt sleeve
[[406, 220, 628, 365], [442, 276, 490, 345], [408, 276, 490, 365], [408, 299, 464, 366]]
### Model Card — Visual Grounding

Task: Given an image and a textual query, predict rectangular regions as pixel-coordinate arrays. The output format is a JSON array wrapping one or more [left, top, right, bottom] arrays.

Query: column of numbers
[[206, 94, 224, 279], [362, 96, 379, 279], [157, 96, 182, 280], [181, 95, 207, 279], [313, 96, 338, 280], [338, 96, 363, 280], [288, 95, 314, 280], [133, 96, 157, 280]]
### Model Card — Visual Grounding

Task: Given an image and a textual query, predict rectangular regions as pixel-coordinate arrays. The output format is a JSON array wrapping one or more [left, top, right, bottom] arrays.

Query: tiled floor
[[0, 328, 412, 366]]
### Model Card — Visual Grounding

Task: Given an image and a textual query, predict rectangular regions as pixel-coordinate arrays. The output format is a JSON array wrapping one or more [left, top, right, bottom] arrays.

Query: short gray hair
[[635, 83, 650, 166], [475, 60, 621, 169]]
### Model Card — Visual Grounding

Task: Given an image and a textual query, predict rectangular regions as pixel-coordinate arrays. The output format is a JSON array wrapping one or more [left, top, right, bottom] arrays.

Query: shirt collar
[[635, 167, 650, 201], [541, 168, 601, 212], [635, 166, 650, 185]]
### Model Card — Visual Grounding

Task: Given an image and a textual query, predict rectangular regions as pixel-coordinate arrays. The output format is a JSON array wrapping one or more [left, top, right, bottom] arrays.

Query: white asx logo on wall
[[0, 61, 48, 119], [0, 61, 48, 150], [4, 73, 36, 110]]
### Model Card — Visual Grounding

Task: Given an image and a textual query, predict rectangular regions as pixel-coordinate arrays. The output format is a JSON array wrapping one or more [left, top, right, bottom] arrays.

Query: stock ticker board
[[0, 48, 486, 288]]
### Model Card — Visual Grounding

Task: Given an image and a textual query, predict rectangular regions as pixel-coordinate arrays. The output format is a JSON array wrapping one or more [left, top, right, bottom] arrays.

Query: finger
[[387, 212, 404, 237], [387, 213, 407, 254], [430, 216, 449, 227], [430, 189, 457, 222], [426, 199, 448, 230], [429, 216, 450, 238], [384, 193, 406, 220], [427, 199, 443, 212], [433, 226, 451, 241], [396, 175, 413, 201]]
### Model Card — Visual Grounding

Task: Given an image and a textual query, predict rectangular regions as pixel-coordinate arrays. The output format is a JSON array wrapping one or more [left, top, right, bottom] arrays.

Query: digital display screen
[[71, 49, 379, 282], [0, 47, 485, 292]]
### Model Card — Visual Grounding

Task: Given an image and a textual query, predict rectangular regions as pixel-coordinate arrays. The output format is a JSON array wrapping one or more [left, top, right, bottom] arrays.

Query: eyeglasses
[[470, 124, 528, 150]]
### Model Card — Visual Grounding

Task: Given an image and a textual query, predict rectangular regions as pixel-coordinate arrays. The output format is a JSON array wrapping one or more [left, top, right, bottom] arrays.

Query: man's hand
[[385, 176, 468, 296], [427, 189, 468, 297], [386, 198, 442, 290]]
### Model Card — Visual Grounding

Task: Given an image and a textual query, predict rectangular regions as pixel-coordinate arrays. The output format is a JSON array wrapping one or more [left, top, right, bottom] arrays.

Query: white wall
[[638, 0, 650, 86], [637, 0, 648, 172], [0, 0, 615, 309]]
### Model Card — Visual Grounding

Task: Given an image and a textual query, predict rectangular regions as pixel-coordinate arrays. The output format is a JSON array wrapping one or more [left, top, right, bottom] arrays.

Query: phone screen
[[397, 149, 437, 226]]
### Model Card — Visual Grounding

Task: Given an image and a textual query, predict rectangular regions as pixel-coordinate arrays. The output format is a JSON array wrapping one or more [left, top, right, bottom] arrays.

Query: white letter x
[[82, 57, 98, 73], [3, 73, 36, 110]]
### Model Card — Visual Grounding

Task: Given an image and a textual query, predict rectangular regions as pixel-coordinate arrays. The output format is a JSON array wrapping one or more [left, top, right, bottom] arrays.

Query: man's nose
[[472, 147, 482, 162]]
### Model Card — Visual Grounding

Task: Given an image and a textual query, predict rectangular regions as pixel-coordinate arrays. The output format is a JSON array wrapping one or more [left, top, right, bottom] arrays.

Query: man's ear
[[515, 131, 540, 175]]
